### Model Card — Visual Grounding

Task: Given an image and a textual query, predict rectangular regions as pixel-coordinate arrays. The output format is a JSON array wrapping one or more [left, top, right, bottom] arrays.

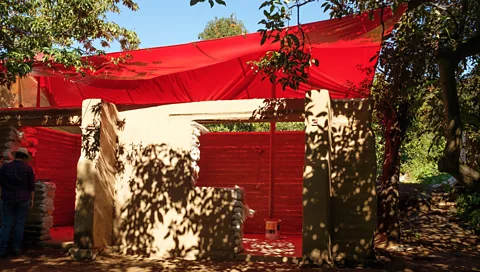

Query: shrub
[[456, 192, 480, 233]]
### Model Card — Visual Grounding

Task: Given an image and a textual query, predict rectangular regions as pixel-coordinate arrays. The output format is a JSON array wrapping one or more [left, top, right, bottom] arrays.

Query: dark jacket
[[0, 160, 35, 202]]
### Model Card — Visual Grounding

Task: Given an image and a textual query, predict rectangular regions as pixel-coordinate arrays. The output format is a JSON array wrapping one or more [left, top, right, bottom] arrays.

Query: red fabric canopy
[[30, 6, 405, 107]]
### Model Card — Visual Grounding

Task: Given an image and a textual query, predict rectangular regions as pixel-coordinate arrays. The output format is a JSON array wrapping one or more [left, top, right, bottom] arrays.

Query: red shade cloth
[[28, 6, 405, 107]]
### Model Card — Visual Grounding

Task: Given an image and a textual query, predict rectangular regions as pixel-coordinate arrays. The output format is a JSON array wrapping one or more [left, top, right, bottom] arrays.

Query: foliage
[[277, 122, 304, 131], [205, 122, 304, 132], [196, 0, 480, 186], [82, 102, 102, 161], [198, 14, 247, 40], [456, 191, 480, 233], [372, 121, 385, 177], [250, 1, 320, 90], [189, 0, 226, 8], [457, 64, 480, 172], [205, 123, 268, 132], [401, 132, 446, 184], [197, 11, 304, 133], [192, 0, 319, 90], [0, 0, 140, 84]]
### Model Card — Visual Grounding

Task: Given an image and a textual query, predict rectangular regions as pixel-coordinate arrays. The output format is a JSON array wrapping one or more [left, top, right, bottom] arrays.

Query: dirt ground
[[0, 189, 479, 272]]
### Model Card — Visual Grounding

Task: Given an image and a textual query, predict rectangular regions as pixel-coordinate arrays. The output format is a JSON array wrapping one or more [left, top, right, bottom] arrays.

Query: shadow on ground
[[2, 188, 479, 272], [376, 185, 480, 272]]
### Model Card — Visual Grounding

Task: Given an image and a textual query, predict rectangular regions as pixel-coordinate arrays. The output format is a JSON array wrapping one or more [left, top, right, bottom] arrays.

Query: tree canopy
[[193, 0, 480, 187], [0, 0, 140, 84], [198, 13, 247, 40]]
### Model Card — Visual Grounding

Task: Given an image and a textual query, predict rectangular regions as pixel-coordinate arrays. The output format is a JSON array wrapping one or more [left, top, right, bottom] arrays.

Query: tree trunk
[[377, 125, 404, 243], [437, 57, 480, 190], [377, 102, 409, 243]]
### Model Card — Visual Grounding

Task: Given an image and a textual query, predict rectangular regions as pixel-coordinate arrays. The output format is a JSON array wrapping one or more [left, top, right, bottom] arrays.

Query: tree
[[197, 14, 255, 132], [198, 14, 247, 40], [197, 13, 303, 132], [192, 0, 480, 242], [0, 0, 140, 85], [309, 0, 480, 188]]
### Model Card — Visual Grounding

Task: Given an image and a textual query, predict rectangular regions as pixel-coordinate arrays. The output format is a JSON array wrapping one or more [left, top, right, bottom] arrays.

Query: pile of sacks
[[24, 181, 56, 242], [3, 126, 38, 161]]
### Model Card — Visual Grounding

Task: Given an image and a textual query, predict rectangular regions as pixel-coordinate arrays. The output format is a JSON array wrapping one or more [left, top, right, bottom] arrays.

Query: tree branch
[[452, 32, 480, 61], [408, 0, 432, 10]]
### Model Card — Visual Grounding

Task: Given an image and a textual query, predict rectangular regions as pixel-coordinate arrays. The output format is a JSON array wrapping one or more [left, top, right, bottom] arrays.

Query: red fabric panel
[[197, 132, 305, 234], [22, 6, 406, 107], [30, 128, 81, 226]]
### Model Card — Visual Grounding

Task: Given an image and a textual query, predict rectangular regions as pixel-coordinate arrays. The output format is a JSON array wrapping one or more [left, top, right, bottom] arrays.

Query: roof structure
[[7, 6, 406, 108]]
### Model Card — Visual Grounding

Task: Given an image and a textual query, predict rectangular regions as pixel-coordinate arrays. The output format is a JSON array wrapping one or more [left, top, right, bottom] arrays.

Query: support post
[[268, 84, 276, 219], [36, 77, 41, 108]]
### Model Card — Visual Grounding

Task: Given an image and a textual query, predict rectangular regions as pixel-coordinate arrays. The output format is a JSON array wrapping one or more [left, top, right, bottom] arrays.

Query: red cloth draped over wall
[[13, 6, 405, 108]]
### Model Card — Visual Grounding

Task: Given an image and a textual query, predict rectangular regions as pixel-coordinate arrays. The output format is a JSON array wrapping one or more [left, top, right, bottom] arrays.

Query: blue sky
[[105, 0, 329, 52]]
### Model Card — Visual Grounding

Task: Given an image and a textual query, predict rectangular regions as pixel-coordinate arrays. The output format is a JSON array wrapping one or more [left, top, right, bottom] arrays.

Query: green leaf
[[190, 0, 203, 6], [261, 33, 268, 45], [259, 1, 270, 10]]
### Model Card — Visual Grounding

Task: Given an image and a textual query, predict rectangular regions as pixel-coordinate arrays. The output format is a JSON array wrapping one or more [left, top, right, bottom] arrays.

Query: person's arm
[[28, 167, 35, 208], [0, 167, 4, 201]]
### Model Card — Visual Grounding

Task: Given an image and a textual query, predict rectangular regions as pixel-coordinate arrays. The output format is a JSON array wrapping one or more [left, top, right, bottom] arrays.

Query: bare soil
[[1, 187, 479, 272]]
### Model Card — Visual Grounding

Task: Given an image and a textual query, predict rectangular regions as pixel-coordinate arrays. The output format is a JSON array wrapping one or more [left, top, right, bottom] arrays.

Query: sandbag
[[0, 180, 56, 243]]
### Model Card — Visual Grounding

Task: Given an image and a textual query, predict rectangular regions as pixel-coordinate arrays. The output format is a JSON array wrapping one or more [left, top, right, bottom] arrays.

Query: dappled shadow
[[302, 91, 377, 266], [302, 90, 333, 265], [329, 99, 377, 264], [115, 143, 191, 256], [242, 235, 301, 258], [0, 248, 302, 271], [114, 142, 240, 259], [250, 98, 304, 122], [376, 192, 480, 272]]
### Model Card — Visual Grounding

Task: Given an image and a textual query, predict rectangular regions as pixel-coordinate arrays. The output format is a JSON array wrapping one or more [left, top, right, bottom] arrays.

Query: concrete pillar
[[302, 89, 333, 264]]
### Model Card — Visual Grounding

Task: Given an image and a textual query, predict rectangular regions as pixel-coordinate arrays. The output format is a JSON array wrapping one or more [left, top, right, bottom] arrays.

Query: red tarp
[[26, 6, 405, 107]]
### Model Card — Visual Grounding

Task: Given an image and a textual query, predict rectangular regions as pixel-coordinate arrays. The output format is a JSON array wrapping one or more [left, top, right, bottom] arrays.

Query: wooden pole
[[36, 77, 41, 108], [268, 83, 276, 219]]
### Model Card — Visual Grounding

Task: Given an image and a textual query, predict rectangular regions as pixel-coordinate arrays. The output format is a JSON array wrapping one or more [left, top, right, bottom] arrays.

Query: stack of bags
[[3, 126, 38, 161], [23, 180, 56, 243]]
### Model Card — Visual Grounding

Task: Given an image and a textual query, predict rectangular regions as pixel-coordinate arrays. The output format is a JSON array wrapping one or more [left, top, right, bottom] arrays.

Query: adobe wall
[[195, 98, 377, 263], [330, 99, 377, 263], [76, 93, 376, 263], [301, 91, 377, 265], [80, 100, 258, 259]]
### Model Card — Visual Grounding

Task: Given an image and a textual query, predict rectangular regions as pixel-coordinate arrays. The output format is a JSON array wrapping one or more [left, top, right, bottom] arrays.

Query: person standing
[[0, 147, 35, 257]]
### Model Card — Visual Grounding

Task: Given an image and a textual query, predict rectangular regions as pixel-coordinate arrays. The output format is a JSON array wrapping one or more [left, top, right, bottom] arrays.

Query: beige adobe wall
[[76, 95, 377, 263], [112, 100, 263, 259], [76, 98, 298, 258], [330, 99, 377, 263], [302, 93, 377, 265]]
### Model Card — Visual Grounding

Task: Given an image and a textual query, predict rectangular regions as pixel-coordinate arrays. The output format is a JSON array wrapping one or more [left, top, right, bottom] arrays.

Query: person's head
[[11, 147, 32, 162]]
